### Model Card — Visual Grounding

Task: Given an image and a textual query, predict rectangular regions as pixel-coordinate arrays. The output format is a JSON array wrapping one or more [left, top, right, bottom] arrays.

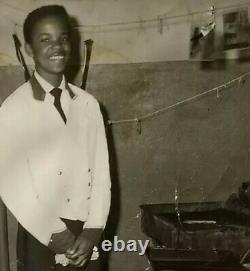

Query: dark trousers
[[17, 219, 102, 271]]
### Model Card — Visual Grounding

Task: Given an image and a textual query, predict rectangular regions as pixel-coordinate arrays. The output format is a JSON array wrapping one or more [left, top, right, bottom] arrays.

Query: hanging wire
[[108, 71, 250, 126], [175, 184, 183, 227], [74, 2, 250, 30], [2, 2, 250, 33], [2, 1, 249, 31]]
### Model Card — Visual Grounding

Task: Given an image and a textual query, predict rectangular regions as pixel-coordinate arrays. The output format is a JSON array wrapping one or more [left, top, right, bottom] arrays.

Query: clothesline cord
[[2, 1, 250, 30], [75, 2, 250, 29], [107, 71, 250, 126]]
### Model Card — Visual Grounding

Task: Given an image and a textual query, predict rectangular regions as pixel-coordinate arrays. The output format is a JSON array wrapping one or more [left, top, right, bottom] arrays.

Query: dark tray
[[140, 202, 250, 270]]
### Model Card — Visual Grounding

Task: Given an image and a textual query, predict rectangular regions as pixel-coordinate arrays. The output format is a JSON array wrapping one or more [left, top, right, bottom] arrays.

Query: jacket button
[[87, 196, 91, 200], [67, 198, 70, 202], [58, 171, 62, 175], [88, 182, 91, 186], [88, 168, 91, 172]]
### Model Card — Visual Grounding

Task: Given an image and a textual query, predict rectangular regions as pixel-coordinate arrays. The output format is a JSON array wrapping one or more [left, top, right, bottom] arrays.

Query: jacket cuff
[[38, 218, 67, 246]]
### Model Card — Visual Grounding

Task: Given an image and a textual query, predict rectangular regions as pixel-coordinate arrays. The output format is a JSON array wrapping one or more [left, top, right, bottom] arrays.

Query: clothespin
[[138, 17, 145, 34], [216, 87, 220, 99], [239, 76, 246, 86], [136, 118, 142, 134], [209, 5, 215, 16], [158, 16, 164, 34]]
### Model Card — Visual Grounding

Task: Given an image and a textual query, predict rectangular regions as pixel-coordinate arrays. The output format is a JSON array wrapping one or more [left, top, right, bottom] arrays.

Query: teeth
[[50, 55, 64, 60]]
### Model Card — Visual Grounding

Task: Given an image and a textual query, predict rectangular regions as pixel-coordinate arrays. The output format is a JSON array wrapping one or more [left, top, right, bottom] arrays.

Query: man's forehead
[[33, 15, 69, 32]]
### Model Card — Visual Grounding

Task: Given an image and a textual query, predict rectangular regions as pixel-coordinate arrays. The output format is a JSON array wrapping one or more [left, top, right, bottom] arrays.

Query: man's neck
[[35, 69, 63, 88]]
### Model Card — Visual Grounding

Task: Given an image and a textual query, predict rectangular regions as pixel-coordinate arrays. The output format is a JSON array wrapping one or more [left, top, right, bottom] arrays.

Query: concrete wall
[[3, 58, 250, 270], [87, 59, 250, 271]]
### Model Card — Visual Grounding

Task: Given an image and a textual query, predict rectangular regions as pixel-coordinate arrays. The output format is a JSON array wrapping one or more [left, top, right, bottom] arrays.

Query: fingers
[[66, 249, 87, 260], [66, 249, 76, 259], [66, 240, 80, 259], [68, 255, 88, 267], [66, 244, 88, 259], [66, 246, 92, 266], [66, 252, 79, 260]]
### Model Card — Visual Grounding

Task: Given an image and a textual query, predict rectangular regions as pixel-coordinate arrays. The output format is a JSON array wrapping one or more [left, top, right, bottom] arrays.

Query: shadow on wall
[[99, 104, 121, 271], [65, 16, 82, 83]]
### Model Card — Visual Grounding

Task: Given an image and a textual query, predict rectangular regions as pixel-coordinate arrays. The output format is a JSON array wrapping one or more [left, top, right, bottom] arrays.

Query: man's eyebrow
[[37, 32, 69, 37], [37, 33, 51, 36]]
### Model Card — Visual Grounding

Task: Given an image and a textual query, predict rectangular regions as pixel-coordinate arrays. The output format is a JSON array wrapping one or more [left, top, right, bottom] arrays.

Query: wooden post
[[0, 199, 10, 271]]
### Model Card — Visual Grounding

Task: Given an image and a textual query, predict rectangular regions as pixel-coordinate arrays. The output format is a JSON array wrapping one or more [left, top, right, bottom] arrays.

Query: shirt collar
[[34, 71, 66, 93], [30, 72, 76, 101]]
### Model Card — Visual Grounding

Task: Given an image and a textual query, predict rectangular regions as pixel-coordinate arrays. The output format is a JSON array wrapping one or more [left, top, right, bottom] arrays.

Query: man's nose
[[52, 40, 64, 50]]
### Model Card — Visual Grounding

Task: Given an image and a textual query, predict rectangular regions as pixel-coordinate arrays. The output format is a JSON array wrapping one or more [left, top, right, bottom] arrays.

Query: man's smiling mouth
[[49, 55, 65, 60]]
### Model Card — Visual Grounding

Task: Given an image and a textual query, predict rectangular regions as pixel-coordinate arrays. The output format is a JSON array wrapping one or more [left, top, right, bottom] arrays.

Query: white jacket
[[0, 75, 111, 245]]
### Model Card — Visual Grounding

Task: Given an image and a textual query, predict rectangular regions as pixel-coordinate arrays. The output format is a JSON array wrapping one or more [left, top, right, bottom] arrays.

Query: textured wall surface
[[1, 0, 250, 65], [2, 59, 250, 270], [86, 60, 250, 271]]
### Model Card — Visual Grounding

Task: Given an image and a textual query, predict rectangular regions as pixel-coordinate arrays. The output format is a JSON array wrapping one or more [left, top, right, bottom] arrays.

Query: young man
[[0, 5, 111, 271]]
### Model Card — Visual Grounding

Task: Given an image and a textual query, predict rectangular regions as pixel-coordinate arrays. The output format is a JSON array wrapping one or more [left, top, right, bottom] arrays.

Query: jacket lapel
[[29, 73, 77, 101]]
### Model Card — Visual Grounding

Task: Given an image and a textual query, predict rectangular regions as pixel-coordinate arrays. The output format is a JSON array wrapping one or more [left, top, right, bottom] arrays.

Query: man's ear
[[25, 43, 34, 57]]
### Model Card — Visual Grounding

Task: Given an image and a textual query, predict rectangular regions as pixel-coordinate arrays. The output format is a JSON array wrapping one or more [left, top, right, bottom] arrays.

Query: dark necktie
[[50, 88, 67, 124]]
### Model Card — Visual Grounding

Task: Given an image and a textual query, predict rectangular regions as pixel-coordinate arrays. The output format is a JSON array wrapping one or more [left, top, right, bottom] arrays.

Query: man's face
[[26, 15, 71, 79]]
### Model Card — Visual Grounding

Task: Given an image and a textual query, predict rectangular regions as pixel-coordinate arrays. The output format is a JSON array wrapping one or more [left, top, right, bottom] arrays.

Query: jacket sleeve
[[0, 102, 66, 245], [84, 101, 111, 229]]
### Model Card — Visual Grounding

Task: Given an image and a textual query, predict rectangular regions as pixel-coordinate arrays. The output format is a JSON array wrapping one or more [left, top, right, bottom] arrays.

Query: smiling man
[[0, 5, 111, 271]]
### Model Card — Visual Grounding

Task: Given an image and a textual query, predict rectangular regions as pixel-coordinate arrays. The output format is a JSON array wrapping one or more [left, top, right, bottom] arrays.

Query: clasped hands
[[48, 228, 102, 268]]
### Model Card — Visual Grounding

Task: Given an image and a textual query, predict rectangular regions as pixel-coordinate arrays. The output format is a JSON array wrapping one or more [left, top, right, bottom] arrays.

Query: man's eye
[[61, 36, 69, 42], [41, 38, 50, 43]]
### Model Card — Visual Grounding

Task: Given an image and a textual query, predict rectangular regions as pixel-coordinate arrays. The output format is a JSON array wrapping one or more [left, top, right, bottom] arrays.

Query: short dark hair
[[23, 5, 71, 44]]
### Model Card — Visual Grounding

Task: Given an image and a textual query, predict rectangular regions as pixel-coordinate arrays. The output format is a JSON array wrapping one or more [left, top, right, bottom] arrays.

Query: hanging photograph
[[189, 6, 216, 60], [223, 9, 250, 51]]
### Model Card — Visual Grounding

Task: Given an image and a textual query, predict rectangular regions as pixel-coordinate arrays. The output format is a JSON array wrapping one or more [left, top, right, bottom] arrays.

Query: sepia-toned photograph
[[1, 1, 250, 271], [223, 8, 250, 51]]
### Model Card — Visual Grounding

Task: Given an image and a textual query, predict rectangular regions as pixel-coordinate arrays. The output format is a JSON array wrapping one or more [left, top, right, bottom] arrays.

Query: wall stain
[[93, 45, 130, 63], [0, 52, 15, 65]]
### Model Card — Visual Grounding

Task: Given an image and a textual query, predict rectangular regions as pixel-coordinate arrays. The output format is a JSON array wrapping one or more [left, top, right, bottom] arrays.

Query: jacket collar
[[29, 73, 76, 101]]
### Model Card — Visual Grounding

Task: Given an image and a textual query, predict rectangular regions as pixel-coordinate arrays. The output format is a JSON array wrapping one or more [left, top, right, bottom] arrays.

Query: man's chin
[[49, 66, 67, 74], [51, 70, 65, 75], [48, 61, 68, 73]]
